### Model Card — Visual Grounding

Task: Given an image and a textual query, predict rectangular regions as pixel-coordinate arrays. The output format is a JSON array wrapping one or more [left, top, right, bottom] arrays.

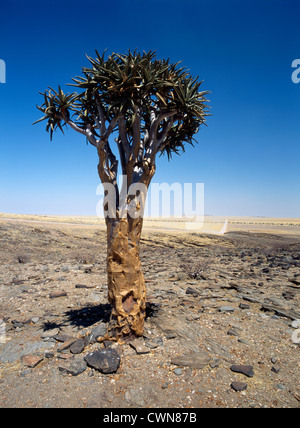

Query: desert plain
[[0, 213, 299, 408]]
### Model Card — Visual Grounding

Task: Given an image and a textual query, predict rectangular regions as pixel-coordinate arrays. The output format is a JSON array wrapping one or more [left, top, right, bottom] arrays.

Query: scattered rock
[[88, 323, 107, 343], [54, 334, 76, 343], [144, 337, 163, 349], [150, 307, 201, 341], [205, 338, 232, 361], [171, 351, 211, 369], [186, 313, 201, 321], [84, 348, 121, 374], [231, 381, 248, 392], [282, 290, 295, 300], [238, 338, 250, 346], [219, 306, 236, 313], [41, 328, 60, 339], [210, 358, 221, 368], [261, 304, 300, 320], [186, 287, 200, 296], [230, 364, 254, 378], [288, 276, 300, 287], [57, 338, 77, 352], [17, 254, 30, 264], [58, 358, 87, 376], [271, 363, 281, 374], [129, 339, 150, 355], [227, 328, 239, 337], [70, 339, 85, 354], [49, 291, 68, 299], [21, 355, 43, 368], [294, 391, 300, 402], [239, 303, 250, 310], [44, 350, 55, 358], [75, 284, 95, 289], [0, 340, 55, 364], [11, 320, 24, 330]]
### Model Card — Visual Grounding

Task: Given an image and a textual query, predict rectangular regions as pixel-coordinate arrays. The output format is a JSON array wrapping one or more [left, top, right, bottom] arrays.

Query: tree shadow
[[41, 303, 112, 332], [42, 320, 64, 331], [66, 301, 160, 328], [65, 303, 112, 328], [145, 302, 161, 320], [41, 301, 160, 333]]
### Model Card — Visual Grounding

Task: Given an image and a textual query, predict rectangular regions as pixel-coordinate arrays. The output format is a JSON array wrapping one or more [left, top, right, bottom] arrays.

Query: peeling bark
[[105, 216, 146, 340]]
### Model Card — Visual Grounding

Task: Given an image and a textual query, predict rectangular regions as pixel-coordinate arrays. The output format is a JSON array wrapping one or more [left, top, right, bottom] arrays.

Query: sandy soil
[[0, 214, 299, 408]]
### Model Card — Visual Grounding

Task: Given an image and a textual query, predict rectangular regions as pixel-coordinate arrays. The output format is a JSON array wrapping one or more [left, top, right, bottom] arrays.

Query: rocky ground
[[0, 218, 299, 408]]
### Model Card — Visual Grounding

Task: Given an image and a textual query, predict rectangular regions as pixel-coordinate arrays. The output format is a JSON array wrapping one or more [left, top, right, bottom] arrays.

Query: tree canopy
[[35, 50, 210, 188]]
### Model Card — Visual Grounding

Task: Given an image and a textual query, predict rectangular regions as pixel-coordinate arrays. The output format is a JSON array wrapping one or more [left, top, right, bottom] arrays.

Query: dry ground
[[0, 214, 299, 408]]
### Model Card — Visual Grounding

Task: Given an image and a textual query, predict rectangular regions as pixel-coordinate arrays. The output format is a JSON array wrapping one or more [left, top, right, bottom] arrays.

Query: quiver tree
[[35, 50, 210, 341]]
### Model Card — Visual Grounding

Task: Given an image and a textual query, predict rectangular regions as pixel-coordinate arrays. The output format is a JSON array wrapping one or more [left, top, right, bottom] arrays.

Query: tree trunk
[[105, 215, 146, 340]]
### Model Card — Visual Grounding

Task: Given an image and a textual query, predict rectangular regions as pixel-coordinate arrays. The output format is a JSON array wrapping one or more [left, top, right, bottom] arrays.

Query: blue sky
[[0, 0, 299, 217]]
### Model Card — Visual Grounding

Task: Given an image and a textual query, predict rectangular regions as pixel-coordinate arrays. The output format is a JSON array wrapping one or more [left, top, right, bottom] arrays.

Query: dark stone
[[145, 337, 164, 349], [54, 334, 76, 343], [58, 358, 87, 376], [239, 303, 250, 310], [49, 291, 67, 298], [288, 276, 300, 286], [75, 284, 95, 289], [230, 364, 254, 378], [282, 291, 295, 300], [129, 339, 150, 355], [84, 348, 120, 374], [88, 323, 107, 343], [17, 255, 30, 264], [186, 287, 200, 296], [11, 320, 24, 328], [227, 328, 239, 337], [261, 303, 300, 320], [231, 381, 248, 392], [58, 338, 77, 352], [70, 339, 85, 354]]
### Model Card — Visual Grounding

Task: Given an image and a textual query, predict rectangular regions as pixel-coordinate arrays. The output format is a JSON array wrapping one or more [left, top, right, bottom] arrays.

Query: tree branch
[[115, 136, 127, 175], [97, 113, 120, 186], [157, 116, 174, 152], [102, 114, 119, 142], [132, 106, 141, 159], [64, 118, 98, 148], [95, 96, 107, 136], [118, 116, 130, 160]]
